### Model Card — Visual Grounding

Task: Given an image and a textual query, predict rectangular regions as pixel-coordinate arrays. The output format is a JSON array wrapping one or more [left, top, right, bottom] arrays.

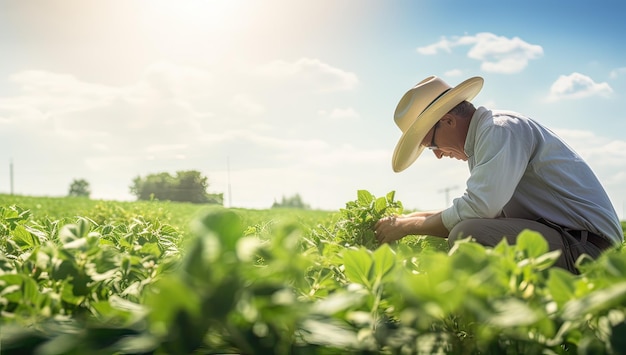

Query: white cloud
[[578, 139, 626, 167], [417, 32, 543, 74], [416, 36, 454, 55], [256, 57, 359, 92], [444, 69, 463, 77], [229, 94, 266, 116], [318, 107, 360, 120], [144, 144, 188, 153], [84, 155, 141, 172], [0, 62, 235, 152], [141, 61, 215, 100], [547, 72, 613, 102], [554, 129, 626, 201], [0, 70, 119, 124], [609, 67, 626, 79]]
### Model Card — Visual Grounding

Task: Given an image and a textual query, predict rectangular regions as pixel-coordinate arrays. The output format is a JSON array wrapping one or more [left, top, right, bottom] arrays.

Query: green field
[[0, 194, 335, 232], [1, 192, 626, 354]]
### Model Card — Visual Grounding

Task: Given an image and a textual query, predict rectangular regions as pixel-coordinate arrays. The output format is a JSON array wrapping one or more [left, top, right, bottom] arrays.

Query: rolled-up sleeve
[[441, 120, 533, 231]]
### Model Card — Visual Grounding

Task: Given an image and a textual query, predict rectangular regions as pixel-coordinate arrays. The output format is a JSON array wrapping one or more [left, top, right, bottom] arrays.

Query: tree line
[[68, 170, 310, 209], [68, 170, 223, 205]]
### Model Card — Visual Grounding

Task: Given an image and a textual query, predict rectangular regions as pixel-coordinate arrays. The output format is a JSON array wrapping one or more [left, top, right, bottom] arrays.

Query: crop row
[[1, 192, 626, 354]]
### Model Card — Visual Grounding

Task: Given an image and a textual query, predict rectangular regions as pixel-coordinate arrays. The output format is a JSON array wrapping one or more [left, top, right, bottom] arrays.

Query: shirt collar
[[464, 106, 489, 158]]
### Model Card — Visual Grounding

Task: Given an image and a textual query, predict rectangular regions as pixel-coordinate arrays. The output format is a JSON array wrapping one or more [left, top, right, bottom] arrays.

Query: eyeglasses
[[425, 123, 439, 150]]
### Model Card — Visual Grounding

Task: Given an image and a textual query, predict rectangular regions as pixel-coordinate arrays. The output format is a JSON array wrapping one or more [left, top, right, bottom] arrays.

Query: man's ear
[[441, 113, 457, 128]]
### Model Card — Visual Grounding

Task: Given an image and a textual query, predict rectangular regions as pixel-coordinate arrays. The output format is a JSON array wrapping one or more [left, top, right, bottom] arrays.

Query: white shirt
[[441, 106, 623, 245]]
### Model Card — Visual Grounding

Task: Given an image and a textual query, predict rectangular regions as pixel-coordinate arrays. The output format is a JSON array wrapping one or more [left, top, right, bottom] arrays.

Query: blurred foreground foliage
[[1, 191, 626, 354]]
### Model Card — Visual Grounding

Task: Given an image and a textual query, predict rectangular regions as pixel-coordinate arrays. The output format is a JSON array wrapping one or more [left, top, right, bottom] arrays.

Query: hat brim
[[392, 76, 484, 172]]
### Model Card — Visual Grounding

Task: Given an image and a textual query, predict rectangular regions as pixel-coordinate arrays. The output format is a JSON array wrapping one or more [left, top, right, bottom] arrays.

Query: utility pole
[[10, 159, 14, 195], [227, 156, 232, 208], [438, 185, 457, 207]]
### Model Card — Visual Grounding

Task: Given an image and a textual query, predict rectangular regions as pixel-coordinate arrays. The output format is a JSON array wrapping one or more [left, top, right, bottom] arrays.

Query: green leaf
[[60, 280, 83, 305], [91, 296, 146, 325], [516, 230, 548, 258], [357, 190, 374, 207], [374, 197, 387, 214], [0, 274, 29, 303], [59, 218, 91, 244], [24, 225, 48, 244], [9, 225, 39, 249], [140, 242, 162, 257], [450, 241, 489, 274], [546, 267, 576, 306], [63, 238, 89, 250], [299, 318, 361, 348], [372, 244, 395, 282], [51, 259, 78, 280], [487, 298, 539, 327], [236, 235, 263, 262], [21, 275, 39, 302], [71, 273, 92, 296], [561, 282, 626, 320], [531, 249, 561, 270], [343, 248, 373, 288], [311, 291, 366, 315], [196, 210, 243, 252], [146, 277, 200, 331], [602, 253, 626, 278], [180, 234, 219, 280]]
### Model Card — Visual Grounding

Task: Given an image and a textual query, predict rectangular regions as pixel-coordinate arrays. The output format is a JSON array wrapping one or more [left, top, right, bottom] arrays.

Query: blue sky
[[1, 0, 625, 218]]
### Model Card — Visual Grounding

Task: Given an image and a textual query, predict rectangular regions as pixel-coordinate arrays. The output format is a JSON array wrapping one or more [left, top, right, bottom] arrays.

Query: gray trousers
[[448, 218, 605, 273]]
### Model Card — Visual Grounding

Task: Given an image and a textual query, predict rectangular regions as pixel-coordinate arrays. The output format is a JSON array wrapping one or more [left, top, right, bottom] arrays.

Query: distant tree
[[68, 179, 91, 198], [175, 170, 211, 204], [271, 193, 310, 209], [130, 170, 223, 205], [206, 192, 224, 205], [130, 172, 174, 201]]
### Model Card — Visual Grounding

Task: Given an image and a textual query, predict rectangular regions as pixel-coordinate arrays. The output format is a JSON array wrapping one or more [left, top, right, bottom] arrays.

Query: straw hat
[[392, 76, 483, 172]]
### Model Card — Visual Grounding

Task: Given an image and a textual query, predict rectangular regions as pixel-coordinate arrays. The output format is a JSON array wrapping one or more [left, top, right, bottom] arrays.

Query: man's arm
[[374, 211, 449, 244], [404, 210, 442, 218]]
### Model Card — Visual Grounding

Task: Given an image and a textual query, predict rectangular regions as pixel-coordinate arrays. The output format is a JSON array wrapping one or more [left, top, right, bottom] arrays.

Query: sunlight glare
[[139, 0, 245, 31]]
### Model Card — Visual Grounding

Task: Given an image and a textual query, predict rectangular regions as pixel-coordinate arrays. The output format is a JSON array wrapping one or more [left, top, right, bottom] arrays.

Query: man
[[374, 75, 623, 273]]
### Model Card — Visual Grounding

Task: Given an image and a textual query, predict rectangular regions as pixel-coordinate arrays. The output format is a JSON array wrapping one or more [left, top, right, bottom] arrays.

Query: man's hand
[[374, 211, 449, 244], [374, 215, 413, 244]]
